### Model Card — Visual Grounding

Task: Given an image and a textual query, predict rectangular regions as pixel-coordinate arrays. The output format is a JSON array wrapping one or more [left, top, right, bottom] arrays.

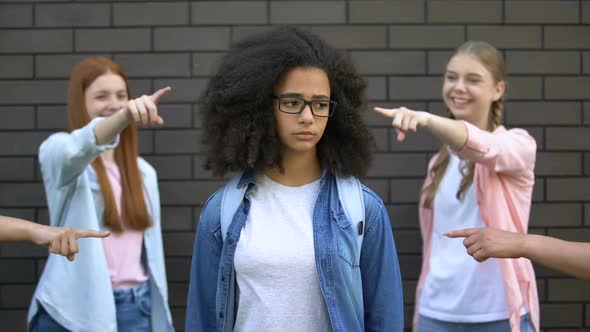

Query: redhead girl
[[28, 58, 174, 332]]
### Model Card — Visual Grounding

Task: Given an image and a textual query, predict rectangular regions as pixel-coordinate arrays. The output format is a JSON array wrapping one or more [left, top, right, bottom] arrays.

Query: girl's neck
[[101, 149, 115, 162], [264, 149, 322, 187]]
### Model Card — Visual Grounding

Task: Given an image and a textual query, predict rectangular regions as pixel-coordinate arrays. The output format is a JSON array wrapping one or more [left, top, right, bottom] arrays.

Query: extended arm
[[374, 106, 467, 150], [446, 227, 590, 280], [0, 215, 109, 261], [94, 86, 171, 145]]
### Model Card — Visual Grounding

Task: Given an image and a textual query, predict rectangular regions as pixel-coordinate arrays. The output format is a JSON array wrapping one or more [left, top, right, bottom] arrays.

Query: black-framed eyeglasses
[[272, 95, 337, 118]]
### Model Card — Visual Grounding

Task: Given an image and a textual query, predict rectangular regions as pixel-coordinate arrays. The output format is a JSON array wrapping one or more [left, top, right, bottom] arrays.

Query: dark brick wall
[[0, 1, 588, 331]]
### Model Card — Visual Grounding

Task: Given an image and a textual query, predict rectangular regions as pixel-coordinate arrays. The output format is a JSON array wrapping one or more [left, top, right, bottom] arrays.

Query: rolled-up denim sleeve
[[360, 195, 404, 332]]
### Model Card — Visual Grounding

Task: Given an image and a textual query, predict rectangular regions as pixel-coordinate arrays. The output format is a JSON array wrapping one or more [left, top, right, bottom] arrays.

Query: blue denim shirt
[[27, 118, 174, 332], [186, 171, 404, 331]]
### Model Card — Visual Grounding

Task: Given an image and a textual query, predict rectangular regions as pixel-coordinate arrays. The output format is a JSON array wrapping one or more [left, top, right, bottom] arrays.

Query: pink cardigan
[[413, 121, 540, 332]]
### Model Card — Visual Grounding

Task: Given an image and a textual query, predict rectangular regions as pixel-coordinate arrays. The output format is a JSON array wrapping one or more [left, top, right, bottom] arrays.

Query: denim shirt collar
[[237, 169, 257, 188]]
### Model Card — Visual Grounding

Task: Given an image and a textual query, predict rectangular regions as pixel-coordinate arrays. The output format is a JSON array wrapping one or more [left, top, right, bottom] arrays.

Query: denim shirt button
[[226, 238, 234, 245], [219, 312, 224, 318], [221, 276, 225, 282]]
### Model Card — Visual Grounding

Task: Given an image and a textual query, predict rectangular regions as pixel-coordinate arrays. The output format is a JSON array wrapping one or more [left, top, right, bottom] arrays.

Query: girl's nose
[[454, 78, 466, 92], [298, 104, 315, 124], [108, 97, 126, 111]]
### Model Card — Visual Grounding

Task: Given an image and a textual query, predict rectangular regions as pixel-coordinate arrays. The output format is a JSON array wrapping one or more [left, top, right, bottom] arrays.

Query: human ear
[[493, 81, 506, 101]]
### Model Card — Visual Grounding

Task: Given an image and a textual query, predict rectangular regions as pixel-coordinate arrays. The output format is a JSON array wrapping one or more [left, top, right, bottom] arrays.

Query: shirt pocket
[[332, 210, 360, 268]]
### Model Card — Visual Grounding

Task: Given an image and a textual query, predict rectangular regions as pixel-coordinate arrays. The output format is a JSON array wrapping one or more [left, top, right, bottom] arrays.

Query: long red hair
[[68, 57, 151, 232]]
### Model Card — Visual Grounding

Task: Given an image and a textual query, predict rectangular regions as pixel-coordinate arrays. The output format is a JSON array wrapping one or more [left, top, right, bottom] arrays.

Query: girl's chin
[[448, 109, 470, 119]]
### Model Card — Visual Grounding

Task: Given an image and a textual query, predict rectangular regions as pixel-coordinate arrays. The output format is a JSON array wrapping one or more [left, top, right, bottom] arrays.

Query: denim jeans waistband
[[113, 281, 150, 303]]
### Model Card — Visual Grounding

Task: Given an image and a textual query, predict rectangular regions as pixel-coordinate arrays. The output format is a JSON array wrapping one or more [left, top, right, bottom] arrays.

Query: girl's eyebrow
[[279, 92, 330, 99], [444, 70, 483, 78], [92, 89, 127, 95]]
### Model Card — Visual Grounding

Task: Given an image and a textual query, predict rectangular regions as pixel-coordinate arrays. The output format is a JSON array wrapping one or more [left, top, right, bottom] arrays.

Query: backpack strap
[[220, 172, 247, 241], [335, 176, 365, 263], [221, 173, 365, 261]]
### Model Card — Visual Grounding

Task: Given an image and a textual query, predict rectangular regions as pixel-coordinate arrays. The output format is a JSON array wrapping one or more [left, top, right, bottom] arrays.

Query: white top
[[233, 174, 332, 332], [419, 154, 511, 323]]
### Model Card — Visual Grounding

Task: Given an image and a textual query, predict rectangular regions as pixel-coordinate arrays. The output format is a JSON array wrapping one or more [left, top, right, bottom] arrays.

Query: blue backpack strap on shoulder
[[220, 172, 247, 241], [221, 173, 365, 261], [335, 176, 365, 263]]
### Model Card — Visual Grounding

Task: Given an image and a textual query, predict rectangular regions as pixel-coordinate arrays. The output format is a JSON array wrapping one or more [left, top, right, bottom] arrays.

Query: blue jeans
[[418, 314, 534, 332], [31, 281, 152, 332], [113, 281, 152, 332], [30, 304, 68, 332]]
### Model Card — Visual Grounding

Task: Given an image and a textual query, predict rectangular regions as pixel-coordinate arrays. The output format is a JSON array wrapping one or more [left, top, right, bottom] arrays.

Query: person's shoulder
[[496, 125, 532, 137], [360, 183, 385, 208], [497, 126, 537, 151], [205, 186, 224, 210], [199, 173, 251, 230], [358, 182, 391, 233], [505, 126, 534, 139], [334, 175, 385, 209], [197, 185, 227, 234]]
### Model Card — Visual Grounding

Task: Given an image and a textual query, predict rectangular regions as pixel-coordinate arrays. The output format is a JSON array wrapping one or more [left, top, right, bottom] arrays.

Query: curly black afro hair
[[202, 26, 374, 178]]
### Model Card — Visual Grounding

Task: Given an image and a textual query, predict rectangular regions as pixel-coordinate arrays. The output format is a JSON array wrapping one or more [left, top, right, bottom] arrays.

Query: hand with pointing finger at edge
[[125, 86, 172, 127], [31, 224, 111, 262], [373, 107, 432, 142], [444, 227, 525, 263]]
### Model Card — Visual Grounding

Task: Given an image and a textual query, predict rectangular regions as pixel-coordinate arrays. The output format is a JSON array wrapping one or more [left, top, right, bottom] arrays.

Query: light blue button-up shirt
[[28, 118, 174, 332]]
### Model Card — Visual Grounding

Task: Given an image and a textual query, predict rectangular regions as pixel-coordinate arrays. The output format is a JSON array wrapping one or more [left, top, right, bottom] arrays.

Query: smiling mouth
[[451, 97, 470, 107], [102, 110, 117, 117]]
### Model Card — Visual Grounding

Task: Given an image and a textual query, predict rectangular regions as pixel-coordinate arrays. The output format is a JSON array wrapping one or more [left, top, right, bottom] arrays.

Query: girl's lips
[[451, 97, 470, 108], [294, 132, 315, 141]]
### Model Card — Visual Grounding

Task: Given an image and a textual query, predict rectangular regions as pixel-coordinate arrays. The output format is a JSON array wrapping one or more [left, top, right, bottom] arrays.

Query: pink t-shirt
[[101, 159, 149, 289]]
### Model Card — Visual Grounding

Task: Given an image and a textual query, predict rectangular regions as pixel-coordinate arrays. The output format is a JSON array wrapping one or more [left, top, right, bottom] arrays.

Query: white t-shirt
[[419, 154, 512, 322], [233, 174, 332, 332]]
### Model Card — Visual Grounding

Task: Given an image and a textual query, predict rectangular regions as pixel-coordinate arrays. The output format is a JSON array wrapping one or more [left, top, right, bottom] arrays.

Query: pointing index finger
[[373, 107, 397, 118], [150, 86, 172, 103], [75, 229, 111, 239], [444, 228, 479, 238]]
